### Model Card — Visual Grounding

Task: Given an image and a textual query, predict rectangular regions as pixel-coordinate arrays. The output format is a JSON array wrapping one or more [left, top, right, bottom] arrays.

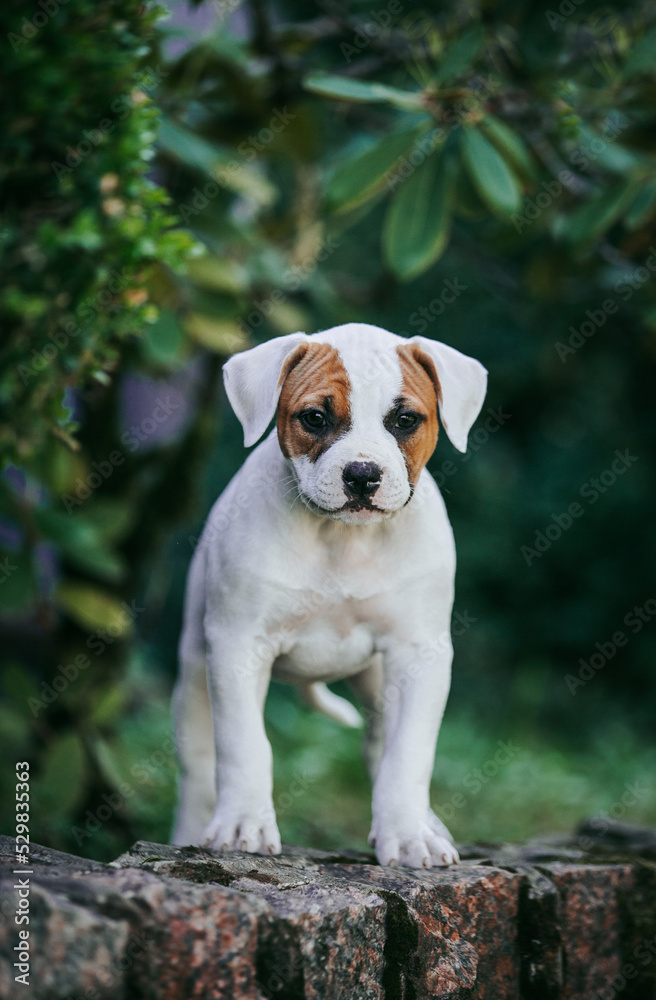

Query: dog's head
[[223, 323, 487, 524]]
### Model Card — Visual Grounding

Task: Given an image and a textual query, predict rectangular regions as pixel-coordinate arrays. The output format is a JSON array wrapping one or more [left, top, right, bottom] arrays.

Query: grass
[[265, 684, 656, 852], [10, 657, 655, 863], [107, 674, 656, 859]]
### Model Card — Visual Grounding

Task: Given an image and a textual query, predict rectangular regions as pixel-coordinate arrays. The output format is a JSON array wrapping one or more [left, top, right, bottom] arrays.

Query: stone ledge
[[1, 821, 655, 999]]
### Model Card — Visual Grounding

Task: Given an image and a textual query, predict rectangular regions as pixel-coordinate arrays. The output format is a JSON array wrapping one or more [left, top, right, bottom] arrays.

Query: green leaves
[[1, 0, 198, 476], [34, 508, 126, 583], [481, 116, 536, 181], [0, 554, 36, 614], [304, 74, 424, 110], [434, 25, 485, 85], [142, 309, 186, 367], [461, 127, 522, 217], [326, 113, 531, 280], [327, 113, 532, 279], [55, 582, 134, 635], [562, 179, 640, 244], [327, 122, 431, 214], [35, 733, 88, 822], [573, 124, 642, 175], [626, 179, 656, 230], [383, 151, 456, 281], [158, 118, 276, 205], [623, 25, 656, 77]]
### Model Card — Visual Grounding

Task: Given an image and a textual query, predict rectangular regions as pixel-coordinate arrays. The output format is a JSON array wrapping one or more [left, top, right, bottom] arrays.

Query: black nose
[[342, 461, 382, 500]]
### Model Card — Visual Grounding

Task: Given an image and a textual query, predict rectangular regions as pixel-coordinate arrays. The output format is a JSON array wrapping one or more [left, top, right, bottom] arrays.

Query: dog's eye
[[395, 413, 418, 431], [300, 410, 327, 431]]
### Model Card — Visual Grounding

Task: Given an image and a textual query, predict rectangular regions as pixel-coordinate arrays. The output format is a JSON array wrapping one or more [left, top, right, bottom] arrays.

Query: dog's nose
[[342, 461, 382, 499]]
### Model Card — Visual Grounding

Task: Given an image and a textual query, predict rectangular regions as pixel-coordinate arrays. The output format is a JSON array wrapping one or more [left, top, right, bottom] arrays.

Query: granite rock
[[1, 823, 656, 1000]]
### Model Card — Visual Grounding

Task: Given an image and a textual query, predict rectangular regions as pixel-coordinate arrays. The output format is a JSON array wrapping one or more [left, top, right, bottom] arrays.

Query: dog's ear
[[405, 337, 487, 452], [223, 333, 309, 447]]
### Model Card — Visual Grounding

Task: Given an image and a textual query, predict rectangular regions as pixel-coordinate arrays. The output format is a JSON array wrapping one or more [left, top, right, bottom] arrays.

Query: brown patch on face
[[394, 343, 441, 485], [277, 342, 351, 461]]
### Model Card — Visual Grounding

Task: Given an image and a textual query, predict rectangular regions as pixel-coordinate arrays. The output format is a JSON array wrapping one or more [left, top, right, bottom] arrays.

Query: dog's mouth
[[299, 494, 389, 518], [341, 499, 384, 513]]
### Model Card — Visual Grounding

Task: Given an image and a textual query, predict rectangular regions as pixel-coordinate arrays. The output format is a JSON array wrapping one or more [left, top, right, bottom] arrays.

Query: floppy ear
[[222, 333, 309, 447], [406, 337, 488, 452]]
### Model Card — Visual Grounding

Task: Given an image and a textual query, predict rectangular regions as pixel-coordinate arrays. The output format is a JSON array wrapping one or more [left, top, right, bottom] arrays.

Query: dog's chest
[[270, 591, 379, 682], [273, 616, 376, 682], [268, 551, 393, 682], [253, 496, 444, 683]]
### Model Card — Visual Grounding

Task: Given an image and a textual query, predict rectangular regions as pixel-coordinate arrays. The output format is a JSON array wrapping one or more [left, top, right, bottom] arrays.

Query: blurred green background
[[1, 0, 655, 862]]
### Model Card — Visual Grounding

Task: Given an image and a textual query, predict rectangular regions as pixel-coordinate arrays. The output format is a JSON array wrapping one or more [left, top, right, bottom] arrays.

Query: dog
[[172, 322, 487, 868]]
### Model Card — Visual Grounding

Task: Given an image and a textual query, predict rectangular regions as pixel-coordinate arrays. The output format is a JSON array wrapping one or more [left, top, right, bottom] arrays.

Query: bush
[[0, 0, 199, 855], [1, 0, 195, 465]]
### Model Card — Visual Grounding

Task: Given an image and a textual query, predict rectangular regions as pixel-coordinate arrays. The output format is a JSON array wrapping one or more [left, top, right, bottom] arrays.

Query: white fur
[[172, 323, 487, 868]]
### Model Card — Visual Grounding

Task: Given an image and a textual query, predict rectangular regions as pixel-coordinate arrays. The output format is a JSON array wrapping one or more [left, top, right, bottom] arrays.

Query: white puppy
[[172, 322, 487, 868]]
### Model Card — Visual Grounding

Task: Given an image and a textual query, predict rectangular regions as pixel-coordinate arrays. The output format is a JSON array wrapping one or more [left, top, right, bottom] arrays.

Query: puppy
[[172, 322, 487, 868]]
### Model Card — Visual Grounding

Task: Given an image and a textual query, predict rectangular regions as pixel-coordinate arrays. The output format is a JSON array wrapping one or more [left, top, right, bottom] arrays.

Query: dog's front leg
[[202, 630, 281, 856], [370, 637, 459, 869]]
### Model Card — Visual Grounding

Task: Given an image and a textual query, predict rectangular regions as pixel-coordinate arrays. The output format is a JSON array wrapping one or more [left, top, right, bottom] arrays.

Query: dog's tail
[[301, 682, 363, 728]]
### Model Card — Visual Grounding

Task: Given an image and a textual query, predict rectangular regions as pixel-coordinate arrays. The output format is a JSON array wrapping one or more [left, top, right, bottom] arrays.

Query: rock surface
[[1, 822, 655, 999]]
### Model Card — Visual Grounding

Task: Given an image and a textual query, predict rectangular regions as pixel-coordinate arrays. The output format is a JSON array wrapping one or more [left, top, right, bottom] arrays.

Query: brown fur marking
[[395, 343, 441, 485], [277, 342, 351, 461]]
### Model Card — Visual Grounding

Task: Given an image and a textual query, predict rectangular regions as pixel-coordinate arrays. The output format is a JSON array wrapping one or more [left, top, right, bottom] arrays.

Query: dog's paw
[[369, 816, 459, 869], [202, 807, 281, 856]]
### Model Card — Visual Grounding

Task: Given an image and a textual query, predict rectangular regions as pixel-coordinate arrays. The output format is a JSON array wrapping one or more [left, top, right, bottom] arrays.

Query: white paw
[[202, 805, 281, 856], [369, 816, 459, 868]]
